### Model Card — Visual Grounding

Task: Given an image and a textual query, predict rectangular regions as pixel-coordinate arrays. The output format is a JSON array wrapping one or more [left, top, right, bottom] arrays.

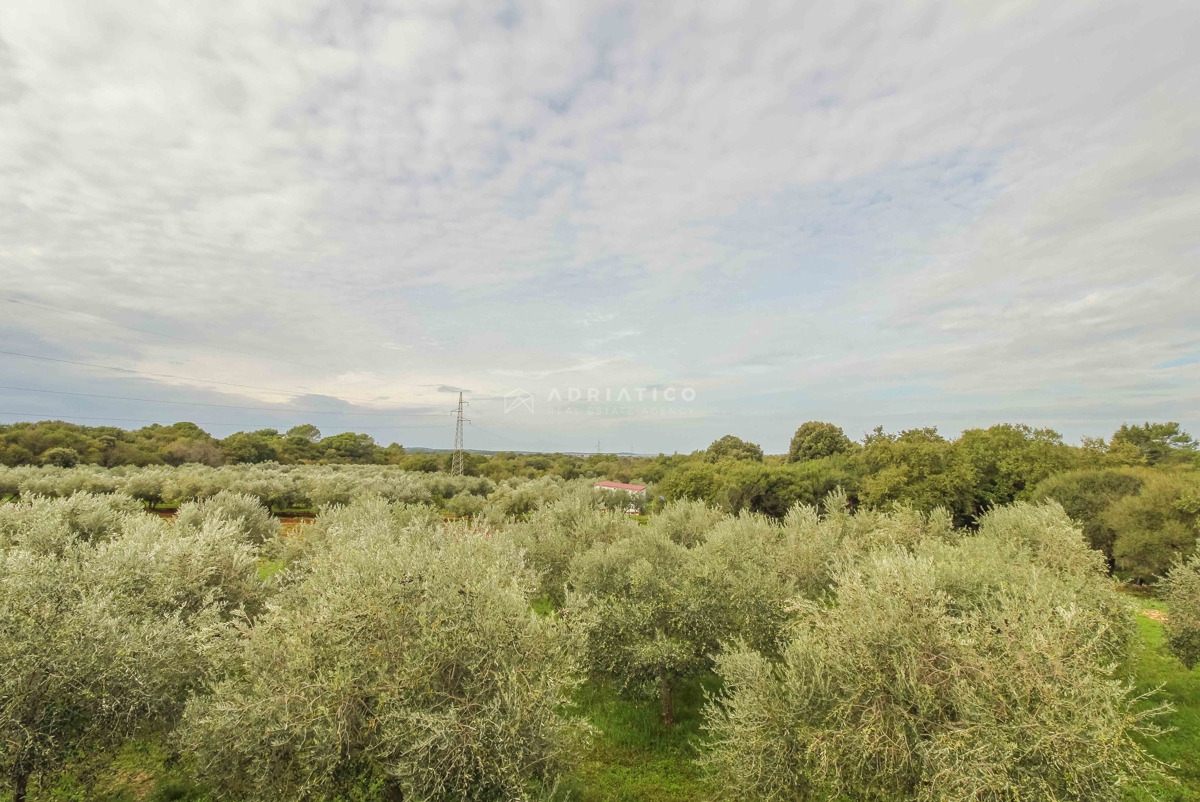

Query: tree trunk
[[658, 670, 675, 726], [13, 768, 29, 802], [382, 778, 404, 802]]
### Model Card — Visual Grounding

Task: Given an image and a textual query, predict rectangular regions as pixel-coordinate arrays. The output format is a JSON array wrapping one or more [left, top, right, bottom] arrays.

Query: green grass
[[562, 678, 715, 802], [10, 739, 209, 802], [1128, 599, 1200, 801], [256, 558, 285, 581]]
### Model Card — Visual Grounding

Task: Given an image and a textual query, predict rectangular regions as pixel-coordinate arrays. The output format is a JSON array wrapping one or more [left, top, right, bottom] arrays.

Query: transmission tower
[[450, 391, 470, 476]]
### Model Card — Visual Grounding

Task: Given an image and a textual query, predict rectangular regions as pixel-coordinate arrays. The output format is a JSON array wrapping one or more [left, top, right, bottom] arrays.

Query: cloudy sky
[[1, 0, 1197, 454]]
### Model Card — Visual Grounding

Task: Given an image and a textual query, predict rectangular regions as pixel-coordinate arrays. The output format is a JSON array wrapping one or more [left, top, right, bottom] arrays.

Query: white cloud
[[0, 0, 1196, 451]]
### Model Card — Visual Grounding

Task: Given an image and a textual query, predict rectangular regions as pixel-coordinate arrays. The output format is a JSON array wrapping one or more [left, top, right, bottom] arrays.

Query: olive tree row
[[0, 494, 267, 802], [178, 497, 584, 801]]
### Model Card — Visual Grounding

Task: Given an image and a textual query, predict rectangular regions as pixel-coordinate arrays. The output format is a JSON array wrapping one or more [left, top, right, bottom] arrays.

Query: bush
[[1, 503, 259, 801], [177, 512, 582, 801], [444, 489, 486, 518], [508, 492, 639, 604], [1163, 555, 1200, 669], [648, 498, 725, 547]]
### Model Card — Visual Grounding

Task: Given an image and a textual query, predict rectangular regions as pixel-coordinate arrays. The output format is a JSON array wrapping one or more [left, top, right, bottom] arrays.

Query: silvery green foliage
[[268, 495, 445, 570], [176, 490, 281, 545], [178, 503, 582, 802], [508, 492, 640, 604], [445, 489, 487, 518], [647, 498, 726, 547], [92, 514, 268, 620], [8, 465, 122, 497], [0, 492, 144, 554], [489, 476, 567, 517], [593, 488, 647, 514], [1, 504, 262, 800], [773, 489, 958, 600], [0, 466, 23, 497], [704, 502, 1164, 801], [119, 466, 173, 507], [1163, 554, 1200, 669], [568, 514, 792, 724]]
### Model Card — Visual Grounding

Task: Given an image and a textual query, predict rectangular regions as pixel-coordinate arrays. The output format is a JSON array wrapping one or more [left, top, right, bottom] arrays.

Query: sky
[[0, 0, 1197, 455]]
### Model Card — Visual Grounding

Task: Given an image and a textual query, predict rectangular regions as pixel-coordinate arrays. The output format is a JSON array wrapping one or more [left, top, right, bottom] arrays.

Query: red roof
[[594, 480, 647, 491]]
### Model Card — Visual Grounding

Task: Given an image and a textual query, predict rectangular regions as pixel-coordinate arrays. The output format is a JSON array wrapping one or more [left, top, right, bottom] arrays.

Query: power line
[[0, 385, 441, 417], [0, 350, 393, 403], [0, 411, 451, 430], [4, 297, 326, 370]]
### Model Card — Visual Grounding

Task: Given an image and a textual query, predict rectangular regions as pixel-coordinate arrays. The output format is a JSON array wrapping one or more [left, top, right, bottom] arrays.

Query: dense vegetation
[[3, 417, 1196, 583], [1, 467, 1198, 800], [0, 418, 1198, 800]]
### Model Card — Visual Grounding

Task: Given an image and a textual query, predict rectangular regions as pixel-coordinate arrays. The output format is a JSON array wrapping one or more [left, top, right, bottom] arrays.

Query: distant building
[[594, 480, 647, 496]]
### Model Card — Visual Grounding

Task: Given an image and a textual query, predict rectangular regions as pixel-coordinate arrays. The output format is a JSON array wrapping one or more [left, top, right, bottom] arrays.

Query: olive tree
[[704, 503, 1164, 801], [0, 492, 143, 553], [1163, 554, 1200, 669], [175, 490, 280, 545], [0, 508, 262, 802], [568, 518, 792, 725], [178, 514, 582, 801], [508, 492, 639, 605]]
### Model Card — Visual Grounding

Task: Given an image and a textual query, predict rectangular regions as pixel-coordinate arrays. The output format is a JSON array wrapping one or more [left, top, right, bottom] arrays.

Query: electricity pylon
[[451, 391, 470, 476]]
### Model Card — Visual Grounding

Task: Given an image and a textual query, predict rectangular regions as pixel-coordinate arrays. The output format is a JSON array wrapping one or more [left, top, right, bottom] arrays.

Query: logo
[[504, 388, 535, 414]]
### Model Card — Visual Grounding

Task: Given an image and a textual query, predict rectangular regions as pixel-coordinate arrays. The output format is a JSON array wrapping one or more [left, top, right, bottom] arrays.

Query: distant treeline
[[2, 419, 1198, 584], [3, 416, 1197, 523]]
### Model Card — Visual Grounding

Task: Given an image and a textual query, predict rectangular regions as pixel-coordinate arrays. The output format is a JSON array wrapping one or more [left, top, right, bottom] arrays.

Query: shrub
[[648, 498, 725, 547], [1163, 555, 1200, 669], [444, 489, 487, 518], [488, 475, 566, 518], [177, 514, 581, 801], [0, 504, 259, 802], [508, 493, 639, 604]]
